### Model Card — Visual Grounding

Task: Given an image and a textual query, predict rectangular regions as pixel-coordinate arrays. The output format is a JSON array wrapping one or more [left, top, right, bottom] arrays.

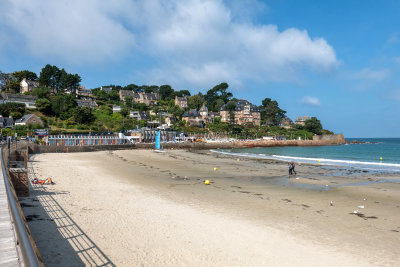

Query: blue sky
[[0, 0, 399, 137]]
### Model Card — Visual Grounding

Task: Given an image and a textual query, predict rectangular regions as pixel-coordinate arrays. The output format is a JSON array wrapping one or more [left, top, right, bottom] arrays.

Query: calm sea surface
[[214, 138, 400, 173]]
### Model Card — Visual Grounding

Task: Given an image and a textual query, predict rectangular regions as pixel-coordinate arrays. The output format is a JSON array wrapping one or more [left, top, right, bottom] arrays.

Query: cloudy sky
[[0, 0, 399, 137]]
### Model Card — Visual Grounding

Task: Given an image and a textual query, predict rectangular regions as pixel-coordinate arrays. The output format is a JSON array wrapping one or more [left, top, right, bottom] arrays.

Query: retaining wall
[[28, 144, 136, 154]]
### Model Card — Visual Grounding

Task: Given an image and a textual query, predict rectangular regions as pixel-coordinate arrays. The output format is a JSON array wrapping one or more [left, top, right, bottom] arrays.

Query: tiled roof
[[220, 99, 260, 112], [16, 114, 33, 123], [182, 109, 201, 117]]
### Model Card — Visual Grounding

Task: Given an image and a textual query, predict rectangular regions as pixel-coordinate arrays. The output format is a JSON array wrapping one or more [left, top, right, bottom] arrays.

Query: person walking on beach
[[288, 161, 296, 175], [288, 162, 293, 175], [291, 162, 296, 175]]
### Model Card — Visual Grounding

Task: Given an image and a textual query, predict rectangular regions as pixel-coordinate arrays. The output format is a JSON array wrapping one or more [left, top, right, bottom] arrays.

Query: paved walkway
[[0, 163, 20, 266]]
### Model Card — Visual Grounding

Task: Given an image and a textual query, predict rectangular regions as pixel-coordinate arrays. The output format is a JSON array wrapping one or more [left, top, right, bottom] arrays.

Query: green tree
[[39, 64, 80, 93], [227, 100, 236, 124], [0, 102, 26, 117], [9, 111, 23, 119], [35, 98, 52, 114], [205, 82, 232, 111], [0, 71, 10, 91], [175, 90, 191, 97], [51, 93, 77, 119], [260, 98, 286, 126], [32, 86, 50, 98], [159, 85, 174, 100], [5, 70, 38, 93], [304, 117, 323, 135], [60, 69, 81, 93], [123, 83, 139, 92], [72, 107, 95, 124], [11, 70, 37, 81], [39, 64, 61, 89], [188, 94, 205, 110], [168, 105, 184, 120], [120, 108, 129, 128]]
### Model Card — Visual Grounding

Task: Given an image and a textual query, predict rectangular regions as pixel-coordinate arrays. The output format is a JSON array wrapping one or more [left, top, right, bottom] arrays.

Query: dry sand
[[20, 149, 400, 266]]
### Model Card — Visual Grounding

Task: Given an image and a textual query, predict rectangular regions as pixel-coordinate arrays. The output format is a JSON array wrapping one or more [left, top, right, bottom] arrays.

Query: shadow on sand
[[20, 160, 115, 267]]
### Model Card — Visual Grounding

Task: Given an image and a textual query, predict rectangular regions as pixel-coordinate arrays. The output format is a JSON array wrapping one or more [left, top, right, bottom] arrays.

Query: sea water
[[213, 138, 400, 174]]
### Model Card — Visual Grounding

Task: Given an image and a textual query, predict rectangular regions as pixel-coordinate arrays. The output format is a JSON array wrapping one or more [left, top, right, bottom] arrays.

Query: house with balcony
[[220, 99, 261, 125], [175, 96, 188, 109], [76, 99, 98, 109], [119, 90, 159, 106], [129, 111, 150, 121]]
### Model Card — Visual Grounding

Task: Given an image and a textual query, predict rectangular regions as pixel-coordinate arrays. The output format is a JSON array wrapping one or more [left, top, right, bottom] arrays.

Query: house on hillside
[[76, 86, 94, 98], [130, 111, 150, 121], [220, 99, 261, 125], [0, 93, 37, 108], [295, 116, 309, 126], [112, 105, 122, 113], [20, 78, 39, 93], [76, 99, 98, 109], [199, 103, 212, 124], [182, 109, 203, 127], [100, 86, 113, 93], [0, 116, 14, 128], [119, 90, 159, 106], [15, 114, 44, 127], [175, 96, 188, 109], [280, 117, 294, 128]]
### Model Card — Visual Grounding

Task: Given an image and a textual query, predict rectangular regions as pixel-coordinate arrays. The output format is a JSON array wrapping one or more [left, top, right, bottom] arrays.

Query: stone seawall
[[312, 134, 345, 143]]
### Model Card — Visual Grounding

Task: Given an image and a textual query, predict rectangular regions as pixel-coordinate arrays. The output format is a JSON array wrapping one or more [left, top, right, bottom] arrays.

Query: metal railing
[[1, 147, 41, 267]]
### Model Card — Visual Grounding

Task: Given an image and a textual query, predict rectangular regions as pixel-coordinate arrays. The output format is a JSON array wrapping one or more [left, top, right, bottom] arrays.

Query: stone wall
[[9, 171, 29, 197], [312, 134, 346, 144], [2, 146, 29, 197], [28, 144, 136, 154]]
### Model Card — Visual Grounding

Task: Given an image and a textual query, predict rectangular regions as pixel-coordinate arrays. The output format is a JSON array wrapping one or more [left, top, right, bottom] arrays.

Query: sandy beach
[[20, 149, 400, 266]]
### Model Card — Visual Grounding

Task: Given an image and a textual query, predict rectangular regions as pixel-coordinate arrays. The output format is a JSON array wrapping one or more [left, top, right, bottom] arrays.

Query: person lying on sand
[[32, 177, 54, 185]]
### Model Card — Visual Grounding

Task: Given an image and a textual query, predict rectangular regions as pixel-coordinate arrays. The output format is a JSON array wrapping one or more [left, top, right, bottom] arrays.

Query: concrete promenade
[[0, 159, 20, 266]]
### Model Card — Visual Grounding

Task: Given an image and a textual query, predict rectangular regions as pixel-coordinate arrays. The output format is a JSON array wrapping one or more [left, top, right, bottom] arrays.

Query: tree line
[[0, 64, 325, 135]]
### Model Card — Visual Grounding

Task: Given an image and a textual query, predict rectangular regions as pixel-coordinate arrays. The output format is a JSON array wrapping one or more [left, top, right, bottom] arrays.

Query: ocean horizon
[[214, 138, 400, 174]]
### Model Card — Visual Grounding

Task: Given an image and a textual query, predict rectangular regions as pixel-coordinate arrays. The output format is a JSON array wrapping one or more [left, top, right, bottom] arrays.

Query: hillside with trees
[[0, 65, 332, 139]]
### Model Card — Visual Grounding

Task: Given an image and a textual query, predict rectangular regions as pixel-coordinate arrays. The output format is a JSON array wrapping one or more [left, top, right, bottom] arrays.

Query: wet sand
[[21, 149, 400, 266]]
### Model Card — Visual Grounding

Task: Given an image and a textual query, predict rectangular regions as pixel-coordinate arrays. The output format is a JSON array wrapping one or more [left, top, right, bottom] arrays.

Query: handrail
[[0, 147, 41, 267]]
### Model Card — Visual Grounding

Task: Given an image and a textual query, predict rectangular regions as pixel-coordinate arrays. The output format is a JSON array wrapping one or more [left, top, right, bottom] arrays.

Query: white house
[[20, 78, 39, 93]]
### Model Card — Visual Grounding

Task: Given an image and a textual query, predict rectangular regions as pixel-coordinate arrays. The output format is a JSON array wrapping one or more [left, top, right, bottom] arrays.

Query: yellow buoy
[[318, 160, 321, 163], [205, 180, 210, 185], [214, 167, 217, 171], [380, 157, 382, 161]]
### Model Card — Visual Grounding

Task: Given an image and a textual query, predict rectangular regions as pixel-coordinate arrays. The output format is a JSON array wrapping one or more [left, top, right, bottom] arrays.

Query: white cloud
[[300, 96, 321, 107], [352, 68, 390, 82], [0, 0, 136, 64], [0, 0, 339, 88]]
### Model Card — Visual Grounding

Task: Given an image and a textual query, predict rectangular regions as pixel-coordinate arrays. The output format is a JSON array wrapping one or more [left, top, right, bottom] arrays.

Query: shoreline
[[21, 149, 400, 266]]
